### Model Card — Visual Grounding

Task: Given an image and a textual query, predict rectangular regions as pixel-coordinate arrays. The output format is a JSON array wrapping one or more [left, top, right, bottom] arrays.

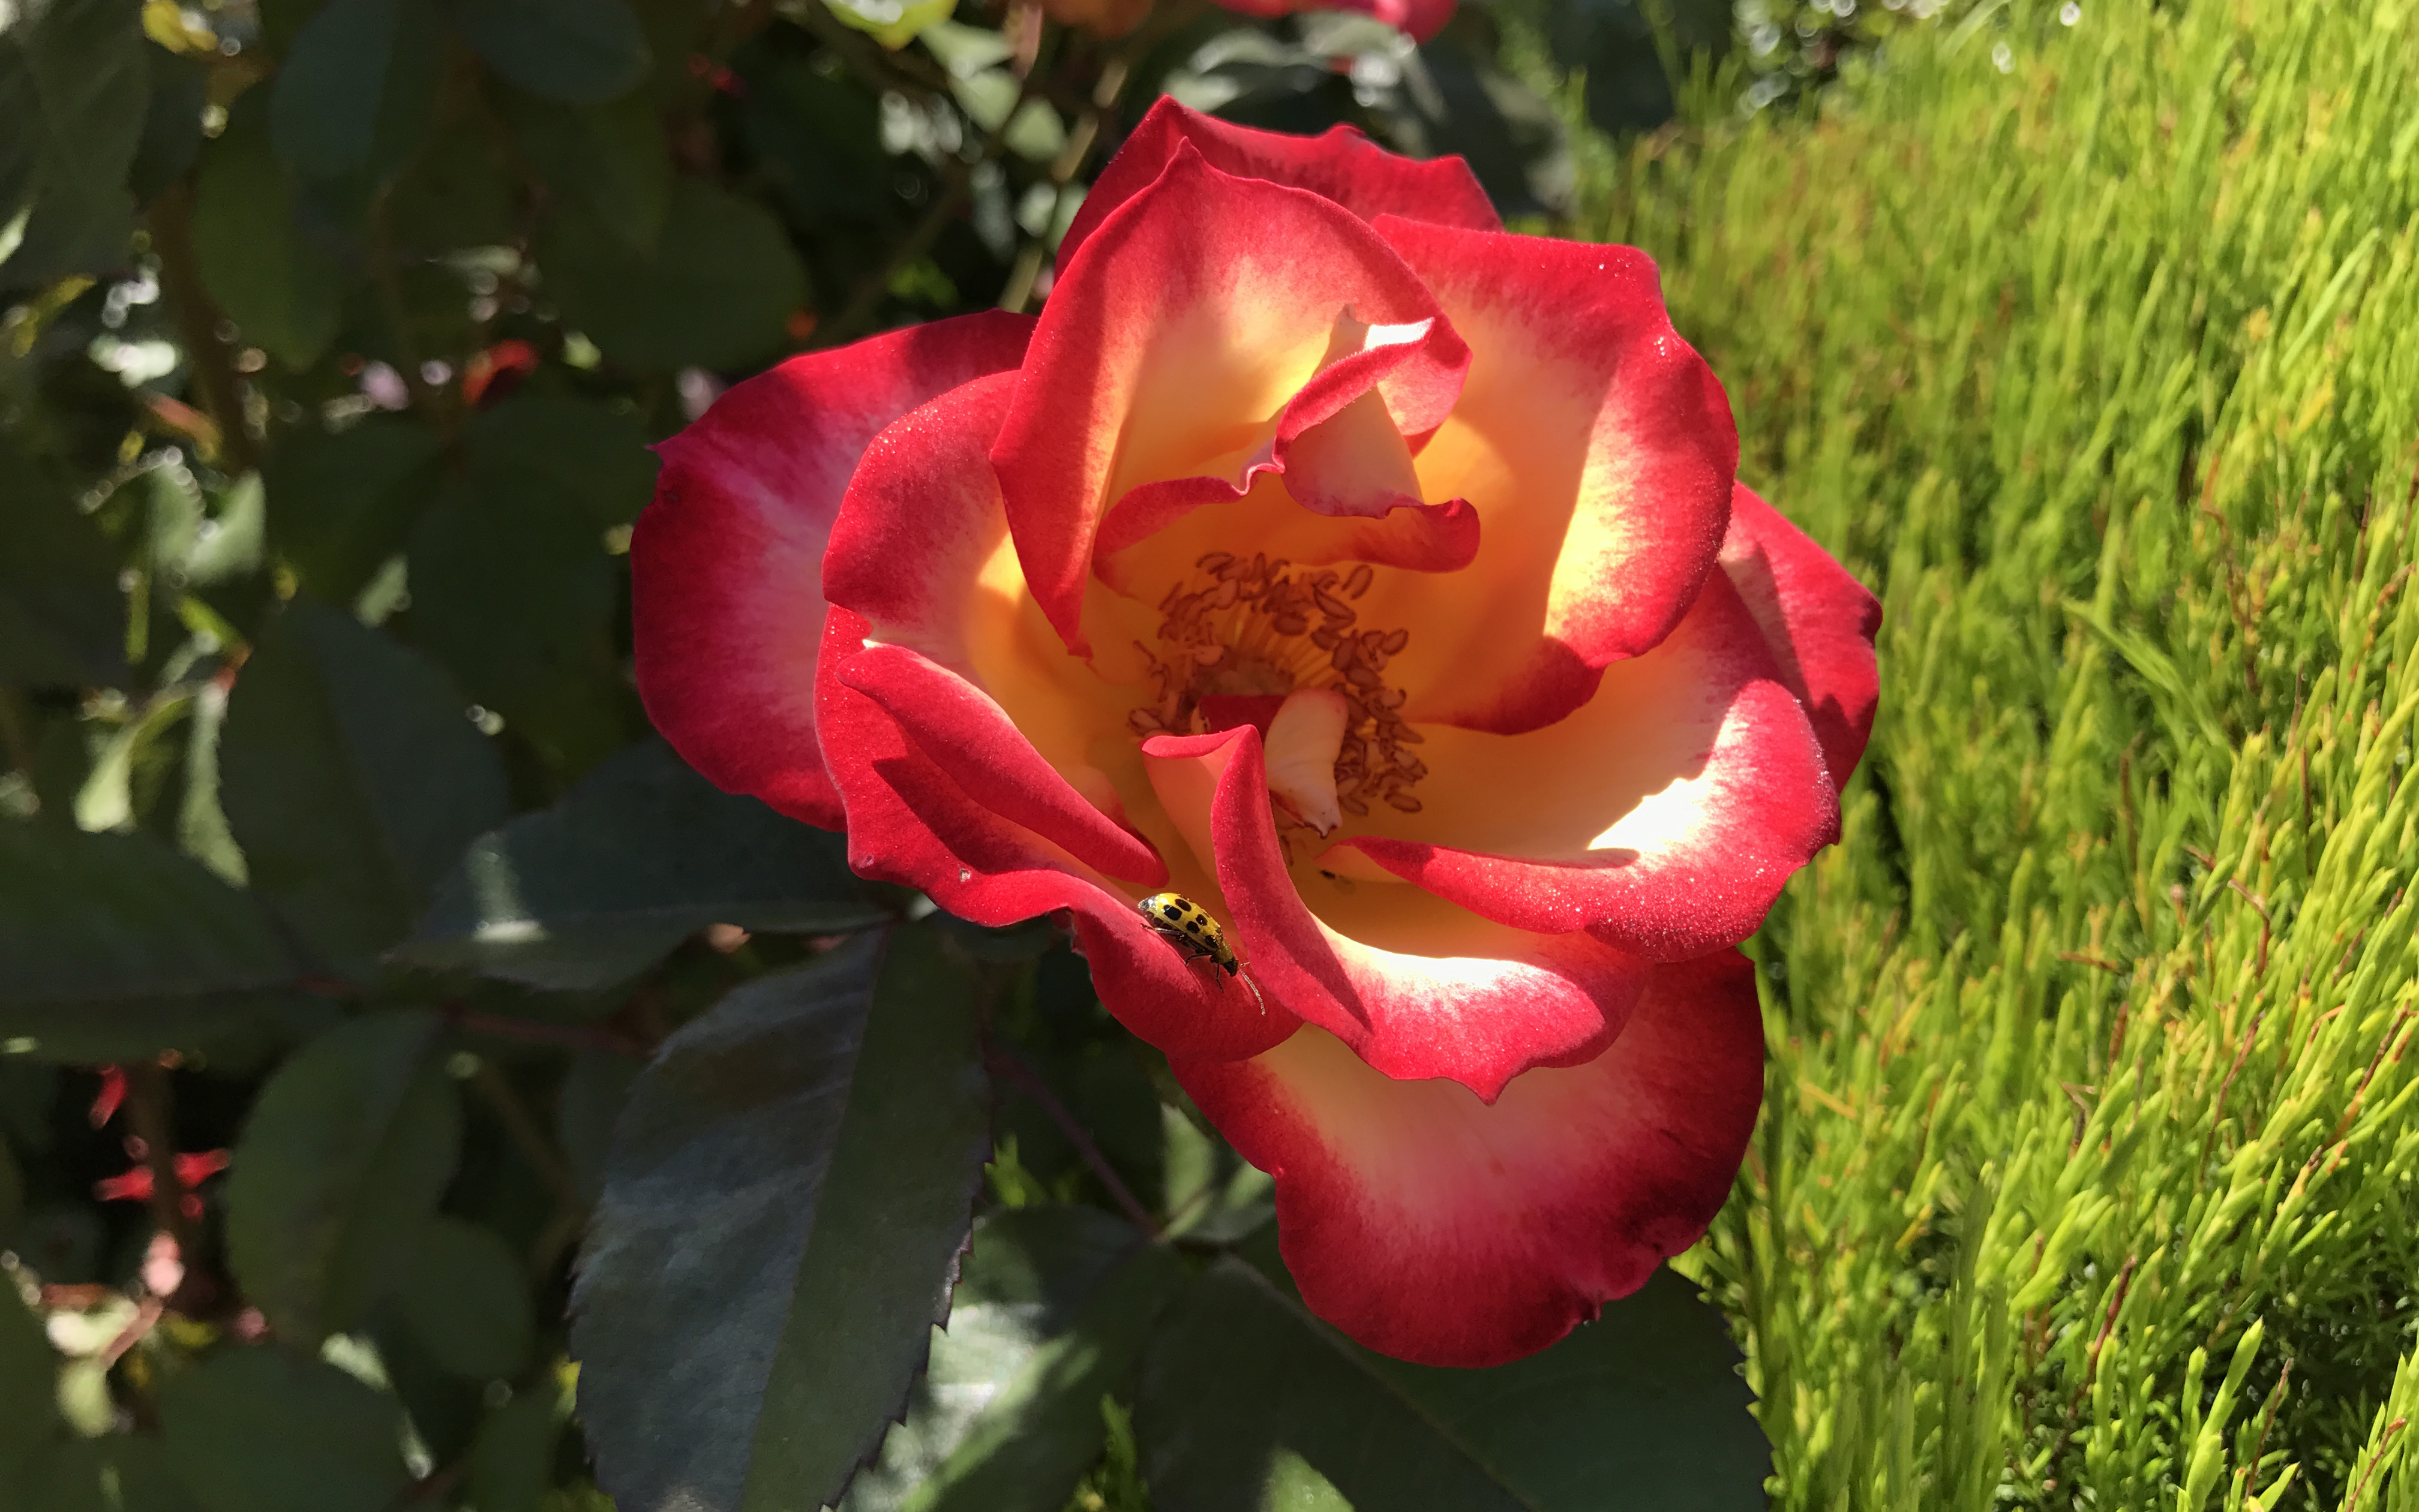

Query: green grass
[[1559, 1, 2419, 1505]]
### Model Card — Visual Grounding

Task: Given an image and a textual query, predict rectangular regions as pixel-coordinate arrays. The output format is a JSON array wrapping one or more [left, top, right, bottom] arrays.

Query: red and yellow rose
[[632, 100, 1878, 1367]]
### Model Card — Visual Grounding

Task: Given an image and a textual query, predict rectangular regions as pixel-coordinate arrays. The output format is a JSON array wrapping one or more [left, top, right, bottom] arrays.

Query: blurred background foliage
[[40, 0, 2419, 1510]]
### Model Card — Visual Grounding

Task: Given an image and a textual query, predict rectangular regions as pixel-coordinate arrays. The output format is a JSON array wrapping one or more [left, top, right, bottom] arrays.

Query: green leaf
[[412, 395, 650, 566], [1139, 1255, 1770, 1512], [0, 1135, 22, 1242], [225, 1010, 464, 1343], [0, 434, 125, 688], [0, 1062, 52, 1154], [822, 0, 953, 52], [400, 737, 885, 990], [219, 596, 510, 975], [843, 1207, 1183, 1512], [0, 823, 295, 1058], [159, 1347, 412, 1512], [169, 675, 250, 889], [557, 1046, 635, 1200], [269, 0, 443, 182], [182, 471, 269, 598], [0, 0, 147, 289], [1336, 1266, 1770, 1511], [461, 391, 660, 526], [190, 101, 346, 369], [71, 684, 190, 835], [917, 22, 1014, 79], [385, 119, 515, 255], [28, 1435, 202, 1512], [470, 1381, 565, 1512], [400, 393, 655, 772], [262, 418, 443, 606], [947, 71, 1064, 164], [270, 0, 398, 181], [397, 1215, 533, 1379], [448, 0, 650, 103], [541, 176, 805, 372], [736, 53, 894, 230], [502, 88, 670, 251], [572, 929, 992, 1512], [0, 1268, 60, 1462], [1136, 1260, 1524, 1512], [127, 41, 206, 205]]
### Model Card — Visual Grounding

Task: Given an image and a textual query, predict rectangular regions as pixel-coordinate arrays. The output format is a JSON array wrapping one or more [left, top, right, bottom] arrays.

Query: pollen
[[1129, 551, 1427, 823]]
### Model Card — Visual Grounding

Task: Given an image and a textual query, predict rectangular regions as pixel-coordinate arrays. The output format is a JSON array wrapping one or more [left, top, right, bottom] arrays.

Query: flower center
[[1129, 551, 1428, 822]]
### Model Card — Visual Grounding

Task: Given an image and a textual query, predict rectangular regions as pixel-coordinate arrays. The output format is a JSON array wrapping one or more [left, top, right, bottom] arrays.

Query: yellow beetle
[[1137, 892, 1264, 1013]]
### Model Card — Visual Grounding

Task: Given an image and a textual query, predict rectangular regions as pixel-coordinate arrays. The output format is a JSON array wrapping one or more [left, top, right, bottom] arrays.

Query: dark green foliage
[[571, 931, 994, 1512], [0, 822, 294, 1057], [499, 91, 671, 253], [539, 179, 808, 372], [448, 0, 651, 104], [259, 419, 443, 605], [224, 1010, 461, 1343], [220, 596, 509, 975], [0, 1271, 62, 1463], [190, 104, 347, 369], [1243, 1231, 1768, 1510], [26, 1434, 203, 1512], [395, 392, 655, 768], [1136, 1246, 1768, 1511], [398, 1216, 535, 1378], [0, 0, 147, 290], [842, 1207, 1183, 1512], [402, 737, 885, 989], [158, 1348, 412, 1512], [1139, 1260, 1529, 1512], [268, 0, 443, 185], [0, 438, 125, 687], [469, 1381, 565, 1512]]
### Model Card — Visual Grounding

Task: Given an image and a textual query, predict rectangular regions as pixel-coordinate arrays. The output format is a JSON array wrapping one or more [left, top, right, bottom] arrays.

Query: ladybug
[[1136, 892, 1264, 1014]]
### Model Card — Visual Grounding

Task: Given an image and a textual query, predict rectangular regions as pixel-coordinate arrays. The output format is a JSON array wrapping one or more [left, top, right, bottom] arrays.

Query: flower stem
[[986, 1043, 1162, 1240]]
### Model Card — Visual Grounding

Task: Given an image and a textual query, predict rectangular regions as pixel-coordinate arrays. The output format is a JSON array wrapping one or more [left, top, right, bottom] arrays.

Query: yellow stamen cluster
[[1129, 551, 1427, 819]]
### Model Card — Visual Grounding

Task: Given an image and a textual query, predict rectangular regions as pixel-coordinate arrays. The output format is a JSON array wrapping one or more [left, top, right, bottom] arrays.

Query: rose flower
[[634, 100, 1878, 1368]]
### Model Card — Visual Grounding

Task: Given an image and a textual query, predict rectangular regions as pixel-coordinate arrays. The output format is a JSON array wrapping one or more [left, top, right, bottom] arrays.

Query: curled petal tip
[[1265, 689, 1352, 837]]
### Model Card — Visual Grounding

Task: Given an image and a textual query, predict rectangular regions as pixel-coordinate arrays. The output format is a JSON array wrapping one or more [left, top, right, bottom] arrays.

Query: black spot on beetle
[[1162, 903, 1185, 921], [1185, 919, 1203, 934]]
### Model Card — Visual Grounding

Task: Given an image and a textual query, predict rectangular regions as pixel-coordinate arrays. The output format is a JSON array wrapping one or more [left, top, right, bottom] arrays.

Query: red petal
[[837, 643, 1166, 886], [95, 1168, 153, 1202], [1324, 574, 1836, 958], [821, 365, 1168, 885], [1175, 948, 1764, 1366], [90, 1066, 127, 1127], [1141, 726, 1652, 1099], [993, 143, 1467, 656], [1059, 99, 1495, 269], [175, 1150, 232, 1183], [821, 369, 1022, 668], [632, 311, 1034, 827], [1374, 220, 1738, 735], [816, 608, 1293, 1063], [1720, 483, 1881, 787]]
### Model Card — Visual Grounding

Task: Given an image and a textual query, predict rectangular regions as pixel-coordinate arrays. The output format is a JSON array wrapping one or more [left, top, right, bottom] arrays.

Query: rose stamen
[[1130, 552, 1424, 822]]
